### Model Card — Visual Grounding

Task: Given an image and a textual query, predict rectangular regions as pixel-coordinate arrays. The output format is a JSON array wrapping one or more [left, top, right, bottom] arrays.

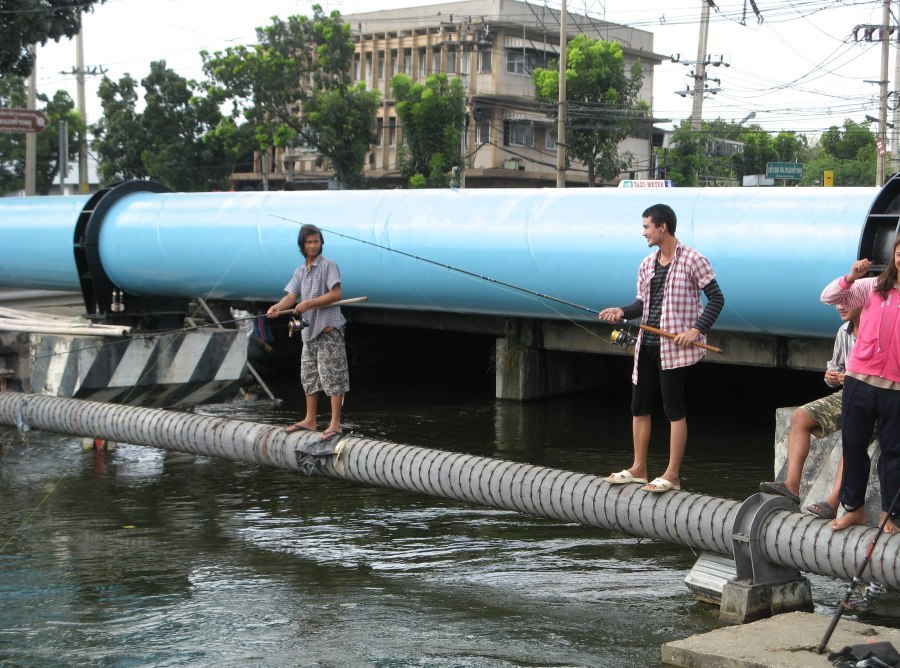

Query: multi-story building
[[243, 0, 665, 189]]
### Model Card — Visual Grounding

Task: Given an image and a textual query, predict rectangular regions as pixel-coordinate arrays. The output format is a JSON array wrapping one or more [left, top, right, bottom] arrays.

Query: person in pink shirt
[[599, 204, 724, 494], [820, 235, 900, 532]]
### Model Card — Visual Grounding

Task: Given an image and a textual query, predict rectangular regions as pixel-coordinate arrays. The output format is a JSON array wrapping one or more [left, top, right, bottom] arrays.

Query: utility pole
[[673, 3, 724, 128], [76, 24, 88, 193], [25, 47, 37, 196], [556, 0, 567, 188], [691, 1, 711, 131], [61, 19, 106, 194], [877, 0, 890, 186], [893, 22, 900, 175]]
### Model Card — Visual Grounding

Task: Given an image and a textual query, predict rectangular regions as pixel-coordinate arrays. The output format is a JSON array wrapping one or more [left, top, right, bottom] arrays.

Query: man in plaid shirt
[[599, 204, 724, 493], [268, 224, 349, 440]]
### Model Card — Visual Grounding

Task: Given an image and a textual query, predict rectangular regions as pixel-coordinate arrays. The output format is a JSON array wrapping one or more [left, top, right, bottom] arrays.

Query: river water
[[1, 354, 896, 667]]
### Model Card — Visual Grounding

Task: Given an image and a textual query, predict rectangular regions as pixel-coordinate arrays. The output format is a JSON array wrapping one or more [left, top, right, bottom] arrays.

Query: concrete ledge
[[662, 611, 900, 667]]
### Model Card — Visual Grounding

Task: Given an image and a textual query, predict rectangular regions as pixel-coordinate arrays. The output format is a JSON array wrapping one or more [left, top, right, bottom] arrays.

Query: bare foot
[[878, 512, 899, 533], [831, 506, 867, 531], [284, 419, 316, 433]]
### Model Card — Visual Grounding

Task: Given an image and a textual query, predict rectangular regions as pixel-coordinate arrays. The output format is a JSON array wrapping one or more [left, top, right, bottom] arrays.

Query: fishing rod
[[270, 215, 723, 355], [30, 296, 368, 361], [609, 322, 723, 354], [815, 485, 900, 654]]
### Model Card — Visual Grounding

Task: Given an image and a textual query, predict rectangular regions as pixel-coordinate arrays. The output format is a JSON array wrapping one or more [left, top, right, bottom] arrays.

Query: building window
[[388, 117, 397, 145], [504, 121, 534, 147], [433, 46, 441, 73], [478, 48, 492, 73], [418, 47, 428, 77], [506, 49, 544, 76], [377, 51, 385, 79], [354, 54, 361, 81], [544, 127, 556, 150], [478, 120, 490, 144], [446, 48, 457, 74], [365, 53, 372, 81], [391, 49, 399, 76], [376, 117, 384, 146], [403, 48, 412, 76], [461, 51, 470, 75]]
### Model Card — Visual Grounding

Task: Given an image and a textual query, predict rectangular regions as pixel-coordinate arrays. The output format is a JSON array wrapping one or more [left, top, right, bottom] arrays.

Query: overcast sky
[[31, 0, 895, 138]]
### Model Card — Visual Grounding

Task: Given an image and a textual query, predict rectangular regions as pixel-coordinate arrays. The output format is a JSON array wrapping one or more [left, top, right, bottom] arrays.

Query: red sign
[[0, 108, 50, 133]]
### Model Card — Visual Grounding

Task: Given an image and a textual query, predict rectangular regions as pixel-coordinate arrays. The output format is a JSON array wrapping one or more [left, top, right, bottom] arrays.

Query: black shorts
[[631, 345, 688, 421]]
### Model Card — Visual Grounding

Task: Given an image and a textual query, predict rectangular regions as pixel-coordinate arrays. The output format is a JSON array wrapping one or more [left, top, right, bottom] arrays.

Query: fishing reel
[[850, 579, 886, 611], [287, 315, 310, 338], [610, 324, 638, 350]]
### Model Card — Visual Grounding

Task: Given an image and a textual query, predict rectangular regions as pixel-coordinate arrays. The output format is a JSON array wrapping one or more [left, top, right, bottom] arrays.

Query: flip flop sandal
[[603, 469, 649, 485], [758, 481, 800, 504], [642, 477, 681, 493], [805, 501, 837, 520]]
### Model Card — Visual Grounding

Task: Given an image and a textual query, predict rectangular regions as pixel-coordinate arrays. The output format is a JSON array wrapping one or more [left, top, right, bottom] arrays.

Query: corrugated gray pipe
[[1, 391, 897, 590]]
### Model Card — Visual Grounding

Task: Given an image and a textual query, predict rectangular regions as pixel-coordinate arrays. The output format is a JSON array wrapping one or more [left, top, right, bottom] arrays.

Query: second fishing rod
[[270, 216, 724, 355]]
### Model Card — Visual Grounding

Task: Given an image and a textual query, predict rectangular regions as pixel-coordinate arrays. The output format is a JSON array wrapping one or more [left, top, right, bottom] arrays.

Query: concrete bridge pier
[[720, 493, 814, 624], [494, 319, 606, 400]]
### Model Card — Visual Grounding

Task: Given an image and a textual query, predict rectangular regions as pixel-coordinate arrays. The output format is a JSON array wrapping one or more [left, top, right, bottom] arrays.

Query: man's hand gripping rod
[[610, 320, 723, 354]]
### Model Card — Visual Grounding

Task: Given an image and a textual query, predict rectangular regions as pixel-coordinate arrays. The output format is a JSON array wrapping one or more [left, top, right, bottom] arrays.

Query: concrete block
[[662, 611, 900, 667], [719, 578, 813, 625]]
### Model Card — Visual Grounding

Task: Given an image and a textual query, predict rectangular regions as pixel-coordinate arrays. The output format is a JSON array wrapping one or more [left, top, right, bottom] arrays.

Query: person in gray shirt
[[268, 224, 349, 440]]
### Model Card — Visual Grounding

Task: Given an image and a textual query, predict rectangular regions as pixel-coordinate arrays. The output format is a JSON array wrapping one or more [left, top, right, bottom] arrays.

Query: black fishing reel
[[287, 315, 310, 337], [610, 324, 638, 350]]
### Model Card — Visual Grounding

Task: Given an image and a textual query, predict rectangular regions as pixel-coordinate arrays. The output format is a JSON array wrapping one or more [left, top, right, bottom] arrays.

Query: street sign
[[617, 179, 674, 188], [766, 162, 803, 180], [0, 108, 50, 134]]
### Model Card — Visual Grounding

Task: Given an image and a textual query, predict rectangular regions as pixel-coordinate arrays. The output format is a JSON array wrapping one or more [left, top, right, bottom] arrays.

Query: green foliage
[[202, 5, 379, 188], [391, 72, 465, 188], [0, 75, 28, 193], [800, 120, 875, 186], [532, 35, 645, 186], [0, 0, 104, 76], [91, 61, 233, 191], [303, 84, 380, 189], [0, 75, 82, 195], [92, 74, 148, 182], [665, 119, 806, 187]]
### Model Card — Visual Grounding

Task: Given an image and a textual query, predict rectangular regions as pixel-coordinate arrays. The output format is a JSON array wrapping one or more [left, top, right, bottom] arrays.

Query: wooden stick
[[274, 295, 368, 316], [636, 323, 723, 354]]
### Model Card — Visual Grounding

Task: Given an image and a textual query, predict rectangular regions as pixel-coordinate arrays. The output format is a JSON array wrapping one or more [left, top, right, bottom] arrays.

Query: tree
[[0, 0, 104, 77], [92, 73, 148, 183], [392, 73, 465, 188], [91, 62, 234, 191], [35, 88, 83, 193], [664, 118, 805, 187], [664, 119, 718, 186], [0, 75, 82, 194], [532, 34, 646, 186], [138, 62, 234, 191], [202, 5, 380, 189], [0, 75, 28, 193], [801, 120, 876, 187]]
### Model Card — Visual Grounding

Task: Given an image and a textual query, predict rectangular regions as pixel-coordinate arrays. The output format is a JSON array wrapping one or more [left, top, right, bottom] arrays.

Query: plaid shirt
[[285, 255, 345, 343], [632, 242, 716, 384]]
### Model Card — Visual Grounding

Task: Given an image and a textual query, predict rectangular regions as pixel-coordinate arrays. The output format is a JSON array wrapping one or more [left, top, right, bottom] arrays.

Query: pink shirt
[[821, 276, 900, 383], [632, 242, 716, 384]]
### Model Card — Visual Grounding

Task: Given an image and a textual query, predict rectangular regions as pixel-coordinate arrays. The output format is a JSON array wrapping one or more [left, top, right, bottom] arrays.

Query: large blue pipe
[[0, 185, 882, 337]]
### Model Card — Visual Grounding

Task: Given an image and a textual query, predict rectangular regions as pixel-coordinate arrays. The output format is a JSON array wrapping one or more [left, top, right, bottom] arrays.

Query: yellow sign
[[824, 170, 834, 187]]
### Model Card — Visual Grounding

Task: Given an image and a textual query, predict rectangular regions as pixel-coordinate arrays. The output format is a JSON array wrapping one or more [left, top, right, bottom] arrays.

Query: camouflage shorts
[[300, 328, 350, 397], [803, 390, 843, 439]]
